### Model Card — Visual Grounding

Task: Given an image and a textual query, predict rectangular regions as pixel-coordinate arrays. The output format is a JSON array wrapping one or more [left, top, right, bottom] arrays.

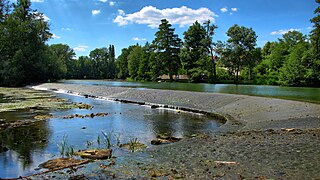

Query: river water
[[60, 80, 320, 103], [0, 92, 223, 178]]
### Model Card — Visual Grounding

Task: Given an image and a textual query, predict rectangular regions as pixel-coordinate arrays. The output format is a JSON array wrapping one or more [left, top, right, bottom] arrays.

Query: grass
[[57, 134, 75, 157], [101, 131, 113, 148]]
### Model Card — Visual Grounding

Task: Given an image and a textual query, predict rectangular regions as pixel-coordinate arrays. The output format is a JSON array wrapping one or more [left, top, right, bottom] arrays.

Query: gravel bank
[[33, 83, 320, 130], [31, 83, 320, 179]]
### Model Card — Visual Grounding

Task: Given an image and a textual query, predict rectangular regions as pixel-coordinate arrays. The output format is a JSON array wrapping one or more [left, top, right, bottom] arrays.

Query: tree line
[[1, 0, 319, 87], [117, 3, 320, 87]]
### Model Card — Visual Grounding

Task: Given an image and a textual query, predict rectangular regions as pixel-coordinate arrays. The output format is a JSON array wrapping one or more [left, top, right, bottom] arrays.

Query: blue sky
[[29, 0, 317, 57]]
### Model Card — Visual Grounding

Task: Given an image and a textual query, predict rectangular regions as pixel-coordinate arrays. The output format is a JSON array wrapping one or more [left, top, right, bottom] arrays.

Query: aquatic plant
[[86, 140, 94, 148], [97, 135, 101, 146], [114, 133, 121, 147], [58, 134, 68, 156], [128, 137, 139, 152], [101, 131, 113, 148], [57, 135, 76, 157]]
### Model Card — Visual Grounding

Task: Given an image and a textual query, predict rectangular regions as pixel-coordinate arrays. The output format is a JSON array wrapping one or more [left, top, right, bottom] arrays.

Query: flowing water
[[0, 93, 223, 178], [60, 80, 320, 103]]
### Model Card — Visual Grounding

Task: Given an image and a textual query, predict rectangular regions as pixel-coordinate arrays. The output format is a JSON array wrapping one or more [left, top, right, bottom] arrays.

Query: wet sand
[[31, 83, 320, 179]]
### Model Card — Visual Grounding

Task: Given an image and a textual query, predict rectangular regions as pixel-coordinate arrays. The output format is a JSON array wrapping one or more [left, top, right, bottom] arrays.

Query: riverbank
[[30, 83, 320, 179]]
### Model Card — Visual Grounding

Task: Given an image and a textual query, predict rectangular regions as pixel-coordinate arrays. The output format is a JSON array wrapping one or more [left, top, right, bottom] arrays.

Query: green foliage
[[152, 19, 182, 80], [216, 25, 258, 82], [0, 0, 53, 86], [180, 21, 207, 75]]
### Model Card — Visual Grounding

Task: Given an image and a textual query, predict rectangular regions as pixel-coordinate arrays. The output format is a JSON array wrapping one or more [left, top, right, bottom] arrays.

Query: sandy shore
[[31, 83, 320, 179]]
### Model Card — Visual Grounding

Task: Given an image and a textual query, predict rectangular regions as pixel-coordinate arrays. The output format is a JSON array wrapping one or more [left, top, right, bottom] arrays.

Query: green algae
[[0, 87, 76, 112]]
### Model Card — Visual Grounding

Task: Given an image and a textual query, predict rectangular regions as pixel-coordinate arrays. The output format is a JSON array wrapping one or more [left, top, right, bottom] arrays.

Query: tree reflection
[[0, 121, 49, 169]]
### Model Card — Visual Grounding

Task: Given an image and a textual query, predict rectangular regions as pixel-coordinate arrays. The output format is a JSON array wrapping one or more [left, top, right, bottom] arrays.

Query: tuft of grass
[[128, 138, 139, 152], [101, 131, 113, 149], [57, 134, 76, 157]]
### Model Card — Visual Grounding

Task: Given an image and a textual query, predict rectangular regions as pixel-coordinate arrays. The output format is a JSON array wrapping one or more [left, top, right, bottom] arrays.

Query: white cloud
[[74, 45, 89, 52], [270, 28, 301, 35], [42, 14, 50, 21], [31, 0, 44, 2], [52, 34, 61, 39], [62, 27, 72, 31], [33, 12, 50, 21], [307, 26, 312, 30], [109, 1, 115, 6], [99, 0, 107, 2], [231, 8, 238, 12], [113, 6, 217, 28], [133, 37, 147, 41], [220, 7, 228, 13], [118, 9, 125, 16], [92, 9, 101, 16]]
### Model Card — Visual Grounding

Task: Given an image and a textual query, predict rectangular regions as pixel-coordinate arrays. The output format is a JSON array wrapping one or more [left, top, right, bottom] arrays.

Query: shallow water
[[60, 80, 320, 103], [0, 93, 223, 178]]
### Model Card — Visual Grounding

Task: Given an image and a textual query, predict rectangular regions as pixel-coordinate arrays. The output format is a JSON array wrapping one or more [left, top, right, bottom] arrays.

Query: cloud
[[74, 45, 89, 52], [99, 0, 107, 2], [33, 12, 50, 21], [109, 1, 115, 6], [42, 14, 50, 21], [52, 34, 61, 39], [113, 6, 217, 28], [133, 37, 147, 41], [62, 27, 72, 31], [31, 0, 44, 2], [231, 8, 238, 12], [220, 7, 228, 13], [118, 9, 125, 16], [92, 9, 101, 16], [270, 28, 301, 35], [307, 26, 312, 30]]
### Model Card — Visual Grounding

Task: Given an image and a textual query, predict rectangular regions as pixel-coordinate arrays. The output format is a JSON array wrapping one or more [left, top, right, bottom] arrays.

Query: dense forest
[[0, 0, 319, 87]]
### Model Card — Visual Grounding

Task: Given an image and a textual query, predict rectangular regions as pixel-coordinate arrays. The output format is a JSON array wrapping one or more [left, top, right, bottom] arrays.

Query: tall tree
[[48, 44, 75, 79], [203, 20, 218, 81], [310, 0, 320, 86], [127, 45, 143, 79], [152, 19, 182, 80], [217, 24, 257, 82], [180, 21, 207, 78], [0, 0, 51, 86]]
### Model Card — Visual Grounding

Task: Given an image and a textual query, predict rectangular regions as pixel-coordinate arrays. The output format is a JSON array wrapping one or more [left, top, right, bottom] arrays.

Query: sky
[[27, 0, 317, 57]]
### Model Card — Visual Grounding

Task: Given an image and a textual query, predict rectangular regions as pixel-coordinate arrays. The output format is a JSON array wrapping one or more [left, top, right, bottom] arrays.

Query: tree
[[117, 47, 131, 79], [0, 0, 52, 86], [203, 20, 218, 81], [128, 45, 143, 79], [309, 0, 320, 86], [180, 21, 207, 76], [48, 44, 75, 79], [217, 24, 257, 82], [279, 41, 311, 86], [152, 19, 182, 80]]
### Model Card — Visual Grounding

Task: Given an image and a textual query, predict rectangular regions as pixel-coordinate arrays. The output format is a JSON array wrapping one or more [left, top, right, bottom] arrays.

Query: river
[[60, 80, 320, 103]]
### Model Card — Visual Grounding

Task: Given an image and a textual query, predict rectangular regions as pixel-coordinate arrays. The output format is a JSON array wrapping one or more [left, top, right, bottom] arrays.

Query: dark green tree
[[128, 45, 143, 79], [309, 0, 320, 86], [48, 44, 75, 79], [117, 47, 131, 79], [217, 25, 257, 82], [180, 21, 207, 75], [203, 20, 218, 81], [152, 19, 182, 80], [0, 0, 51, 86]]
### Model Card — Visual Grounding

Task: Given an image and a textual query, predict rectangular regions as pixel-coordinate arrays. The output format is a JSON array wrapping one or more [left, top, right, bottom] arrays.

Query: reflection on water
[[0, 93, 223, 178], [61, 80, 320, 103]]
